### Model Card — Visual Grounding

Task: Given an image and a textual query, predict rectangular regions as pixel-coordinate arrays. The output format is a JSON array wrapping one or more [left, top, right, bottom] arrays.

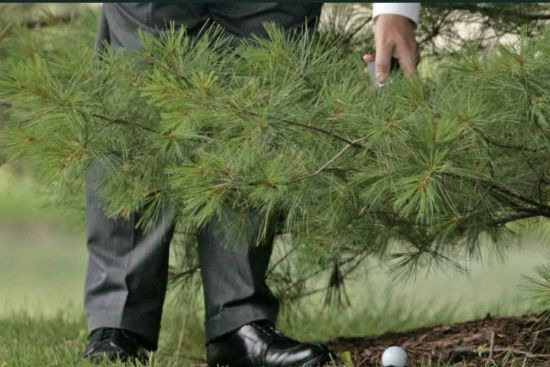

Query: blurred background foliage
[[321, 3, 550, 55], [0, 4, 549, 361]]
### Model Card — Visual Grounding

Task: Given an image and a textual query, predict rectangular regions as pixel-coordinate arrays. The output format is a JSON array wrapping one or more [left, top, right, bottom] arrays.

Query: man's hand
[[363, 14, 419, 85]]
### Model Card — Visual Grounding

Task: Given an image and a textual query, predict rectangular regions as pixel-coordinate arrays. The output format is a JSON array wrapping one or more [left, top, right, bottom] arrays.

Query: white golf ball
[[381, 346, 408, 367]]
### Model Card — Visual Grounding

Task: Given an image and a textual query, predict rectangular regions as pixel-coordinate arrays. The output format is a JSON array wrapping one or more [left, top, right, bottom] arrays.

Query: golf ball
[[381, 346, 408, 367]]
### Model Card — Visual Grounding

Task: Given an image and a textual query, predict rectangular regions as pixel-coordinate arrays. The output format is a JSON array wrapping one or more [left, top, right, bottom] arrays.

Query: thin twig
[[488, 330, 496, 365], [290, 133, 371, 183], [280, 117, 366, 148], [169, 266, 200, 284], [266, 245, 298, 277], [481, 212, 541, 227]]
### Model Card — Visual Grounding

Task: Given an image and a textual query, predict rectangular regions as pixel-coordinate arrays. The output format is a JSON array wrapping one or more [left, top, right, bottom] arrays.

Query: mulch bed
[[327, 314, 550, 366]]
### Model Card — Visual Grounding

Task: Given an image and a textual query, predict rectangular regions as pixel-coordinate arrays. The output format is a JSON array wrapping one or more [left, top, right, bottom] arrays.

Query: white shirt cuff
[[372, 3, 421, 25]]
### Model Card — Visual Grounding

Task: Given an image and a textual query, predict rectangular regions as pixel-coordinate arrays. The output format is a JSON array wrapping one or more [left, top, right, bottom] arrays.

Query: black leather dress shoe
[[206, 321, 336, 367], [83, 327, 151, 364]]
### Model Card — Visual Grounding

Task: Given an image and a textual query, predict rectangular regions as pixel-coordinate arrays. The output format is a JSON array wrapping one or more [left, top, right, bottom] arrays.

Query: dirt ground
[[327, 314, 550, 367]]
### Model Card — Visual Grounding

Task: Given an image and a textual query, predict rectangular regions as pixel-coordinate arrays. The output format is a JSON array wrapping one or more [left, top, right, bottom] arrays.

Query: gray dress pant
[[85, 3, 322, 349]]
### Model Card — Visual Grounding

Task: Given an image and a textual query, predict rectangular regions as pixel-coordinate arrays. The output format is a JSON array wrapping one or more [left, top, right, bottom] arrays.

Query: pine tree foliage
[[0, 5, 97, 167], [1, 23, 549, 302]]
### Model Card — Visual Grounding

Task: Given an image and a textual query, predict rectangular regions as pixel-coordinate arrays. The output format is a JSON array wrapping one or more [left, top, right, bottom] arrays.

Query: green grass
[[0, 310, 205, 367], [0, 308, 535, 367]]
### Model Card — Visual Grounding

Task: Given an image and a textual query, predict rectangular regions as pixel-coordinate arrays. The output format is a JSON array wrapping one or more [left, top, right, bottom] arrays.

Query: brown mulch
[[327, 314, 550, 366]]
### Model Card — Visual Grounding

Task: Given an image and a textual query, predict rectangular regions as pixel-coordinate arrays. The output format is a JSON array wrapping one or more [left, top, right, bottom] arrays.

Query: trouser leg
[[196, 3, 323, 342], [84, 163, 175, 349], [85, 3, 208, 349], [198, 210, 279, 342]]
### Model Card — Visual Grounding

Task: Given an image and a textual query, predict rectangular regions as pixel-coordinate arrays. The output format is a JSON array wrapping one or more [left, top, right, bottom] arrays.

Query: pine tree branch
[[473, 127, 542, 153], [488, 183, 550, 212], [514, 206, 550, 218], [442, 172, 550, 213], [291, 133, 371, 182], [481, 212, 543, 227], [279, 117, 366, 148], [266, 246, 298, 277], [168, 266, 200, 284], [280, 254, 372, 303], [238, 108, 366, 148], [339, 15, 373, 45], [278, 255, 361, 296], [89, 112, 160, 134], [142, 51, 192, 87], [419, 9, 453, 46]]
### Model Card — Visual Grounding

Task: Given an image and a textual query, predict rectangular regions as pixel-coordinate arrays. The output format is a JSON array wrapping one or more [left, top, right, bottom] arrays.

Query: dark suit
[[86, 3, 322, 349]]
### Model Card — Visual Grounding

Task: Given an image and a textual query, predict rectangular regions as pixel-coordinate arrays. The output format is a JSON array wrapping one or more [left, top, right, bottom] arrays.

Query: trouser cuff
[[86, 307, 160, 350], [205, 303, 278, 343]]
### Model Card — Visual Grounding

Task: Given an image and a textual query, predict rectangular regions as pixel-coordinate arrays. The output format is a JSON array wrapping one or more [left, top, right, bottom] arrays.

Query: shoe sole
[[210, 353, 335, 367]]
